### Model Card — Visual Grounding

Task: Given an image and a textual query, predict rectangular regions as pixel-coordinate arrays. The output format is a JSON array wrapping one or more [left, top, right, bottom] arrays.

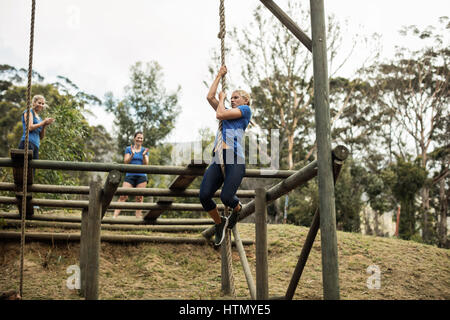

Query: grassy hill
[[0, 218, 449, 300]]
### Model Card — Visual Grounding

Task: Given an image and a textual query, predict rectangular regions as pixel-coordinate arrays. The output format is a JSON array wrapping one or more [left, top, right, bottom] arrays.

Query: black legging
[[199, 152, 245, 212]]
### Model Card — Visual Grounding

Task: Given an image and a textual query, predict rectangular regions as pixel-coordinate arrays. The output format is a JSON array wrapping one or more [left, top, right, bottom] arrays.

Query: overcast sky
[[1, 0, 448, 143]]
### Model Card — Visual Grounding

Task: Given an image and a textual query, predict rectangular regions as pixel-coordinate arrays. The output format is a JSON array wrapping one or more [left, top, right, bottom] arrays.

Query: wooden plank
[[0, 231, 255, 246], [255, 187, 268, 300], [85, 178, 102, 300], [79, 208, 88, 297], [310, 0, 340, 300], [285, 152, 346, 299], [144, 160, 208, 221], [260, 0, 312, 52], [101, 170, 121, 217], [169, 161, 208, 190], [0, 213, 214, 226]]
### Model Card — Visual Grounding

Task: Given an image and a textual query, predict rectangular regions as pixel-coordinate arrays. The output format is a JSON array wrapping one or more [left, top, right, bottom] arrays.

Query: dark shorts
[[124, 175, 148, 187], [18, 140, 39, 159]]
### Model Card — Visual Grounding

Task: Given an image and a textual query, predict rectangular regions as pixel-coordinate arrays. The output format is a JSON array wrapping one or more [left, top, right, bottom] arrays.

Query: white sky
[[1, 0, 448, 143]]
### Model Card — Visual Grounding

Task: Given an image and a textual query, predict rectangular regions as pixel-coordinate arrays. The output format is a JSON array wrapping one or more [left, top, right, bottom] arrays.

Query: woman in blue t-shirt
[[18, 94, 55, 163], [199, 65, 252, 246], [113, 132, 149, 219]]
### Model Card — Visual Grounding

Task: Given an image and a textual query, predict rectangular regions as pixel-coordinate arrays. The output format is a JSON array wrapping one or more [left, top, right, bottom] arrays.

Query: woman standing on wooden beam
[[199, 66, 252, 246], [18, 95, 55, 175], [113, 131, 149, 219]]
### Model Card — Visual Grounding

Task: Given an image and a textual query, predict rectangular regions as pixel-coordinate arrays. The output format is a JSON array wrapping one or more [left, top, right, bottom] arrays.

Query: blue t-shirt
[[213, 104, 252, 160], [21, 109, 42, 149], [125, 146, 147, 177]]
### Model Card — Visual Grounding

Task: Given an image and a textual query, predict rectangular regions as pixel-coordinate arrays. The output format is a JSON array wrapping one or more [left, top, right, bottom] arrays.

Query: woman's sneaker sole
[[215, 217, 229, 246]]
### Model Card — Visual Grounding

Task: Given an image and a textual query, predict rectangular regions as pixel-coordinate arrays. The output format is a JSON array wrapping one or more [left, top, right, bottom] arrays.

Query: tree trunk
[[421, 186, 431, 242], [439, 178, 448, 248]]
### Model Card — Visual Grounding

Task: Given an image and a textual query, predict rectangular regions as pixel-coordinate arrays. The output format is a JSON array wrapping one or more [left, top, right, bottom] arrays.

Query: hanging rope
[[19, 0, 36, 298], [216, 0, 236, 298]]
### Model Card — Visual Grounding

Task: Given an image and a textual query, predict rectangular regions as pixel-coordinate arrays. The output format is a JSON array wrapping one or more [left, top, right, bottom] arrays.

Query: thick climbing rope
[[216, 0, 236, 298], [19, 0, 36, 298]]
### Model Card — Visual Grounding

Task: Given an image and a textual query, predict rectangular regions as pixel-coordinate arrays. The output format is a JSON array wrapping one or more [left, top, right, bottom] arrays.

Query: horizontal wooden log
[[0, 182, 255, 198], [0, 197, 225, 211], [0, 158, 296, 178], [0, 231, 254, 246], [2, 219, 208, 233], [0, 212, 214, 225]]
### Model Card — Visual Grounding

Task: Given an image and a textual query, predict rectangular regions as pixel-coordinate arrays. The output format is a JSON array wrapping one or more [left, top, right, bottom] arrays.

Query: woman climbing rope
[[113, 131, 149, 219], [199, 65, 252, 246], [18, 95, 55, 174]]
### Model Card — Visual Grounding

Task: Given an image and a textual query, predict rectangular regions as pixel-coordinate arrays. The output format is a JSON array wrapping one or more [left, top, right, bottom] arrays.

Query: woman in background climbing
[[113, 131, 149, 219], [18, 94, 55, 168], [199, 65, 252, 246]]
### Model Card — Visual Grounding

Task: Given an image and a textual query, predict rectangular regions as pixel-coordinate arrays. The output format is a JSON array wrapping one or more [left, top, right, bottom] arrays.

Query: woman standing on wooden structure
[[113, 131, 149, 219], [199, 66, 252, 246], [18, 95, 54, 161]]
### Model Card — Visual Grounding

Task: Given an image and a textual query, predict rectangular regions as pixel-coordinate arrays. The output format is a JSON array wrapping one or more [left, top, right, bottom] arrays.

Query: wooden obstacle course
[[0, 145, 349, 300]]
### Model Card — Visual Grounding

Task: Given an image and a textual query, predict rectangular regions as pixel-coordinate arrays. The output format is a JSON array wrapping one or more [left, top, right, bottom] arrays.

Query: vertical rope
[[217, 0, 235, 298], [19, 0, 36, 298]]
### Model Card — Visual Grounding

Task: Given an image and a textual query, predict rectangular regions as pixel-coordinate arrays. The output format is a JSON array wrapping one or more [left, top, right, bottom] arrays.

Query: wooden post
[[310, 0, 340, 300], [259, 0, 312, 52], [84, 178, 102, 300], [79, 208, 88, 297], [220, 208, 235, 296], [285, 152, 346, 300], [101, 170, 121, 218], [255, 187, 268, 300], [10, 149, 34, 218], [232, 225, 256, 300]]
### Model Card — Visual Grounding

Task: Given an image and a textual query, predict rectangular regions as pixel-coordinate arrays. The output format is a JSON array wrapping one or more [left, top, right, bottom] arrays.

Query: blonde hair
[[32, 95, 45, 106], [234, 89, 251, 106]]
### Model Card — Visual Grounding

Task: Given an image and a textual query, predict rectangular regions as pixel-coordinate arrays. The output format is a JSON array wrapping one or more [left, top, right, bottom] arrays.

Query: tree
[[364, 17, 449, 242], [105, 61, 181, 155]]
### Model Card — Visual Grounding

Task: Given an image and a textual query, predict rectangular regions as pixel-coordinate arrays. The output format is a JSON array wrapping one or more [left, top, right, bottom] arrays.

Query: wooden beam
[[85, 178, 102, 300], [101, 170, 121, 217], [285, 154, 345, 299], [310, 0, 340, 300], [2, 219, 209, 233], [255, 187, 268, 300], [144, 160, 208, 221], [0, 213, 214, 226], [0, 182, 256, 198], [0, 231, 254, 246], [79, 208, 88, 297], [232, 225, 256, 300], [260, 0, 312, 52], [0, 158, 297, 178]]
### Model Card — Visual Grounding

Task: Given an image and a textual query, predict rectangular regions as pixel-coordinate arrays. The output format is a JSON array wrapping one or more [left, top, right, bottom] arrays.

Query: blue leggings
[[199, 153, 245, 212]]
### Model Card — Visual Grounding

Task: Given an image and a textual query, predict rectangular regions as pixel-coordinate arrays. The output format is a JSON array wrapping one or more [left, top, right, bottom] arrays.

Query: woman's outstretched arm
[[206, 66, 227, 111]]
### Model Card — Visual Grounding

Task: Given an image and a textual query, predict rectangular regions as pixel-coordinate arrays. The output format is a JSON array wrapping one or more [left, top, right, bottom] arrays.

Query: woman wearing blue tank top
[[18, 95, 55, 173], [199, 66, 252, 246], [113, 132, 149, 219]]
